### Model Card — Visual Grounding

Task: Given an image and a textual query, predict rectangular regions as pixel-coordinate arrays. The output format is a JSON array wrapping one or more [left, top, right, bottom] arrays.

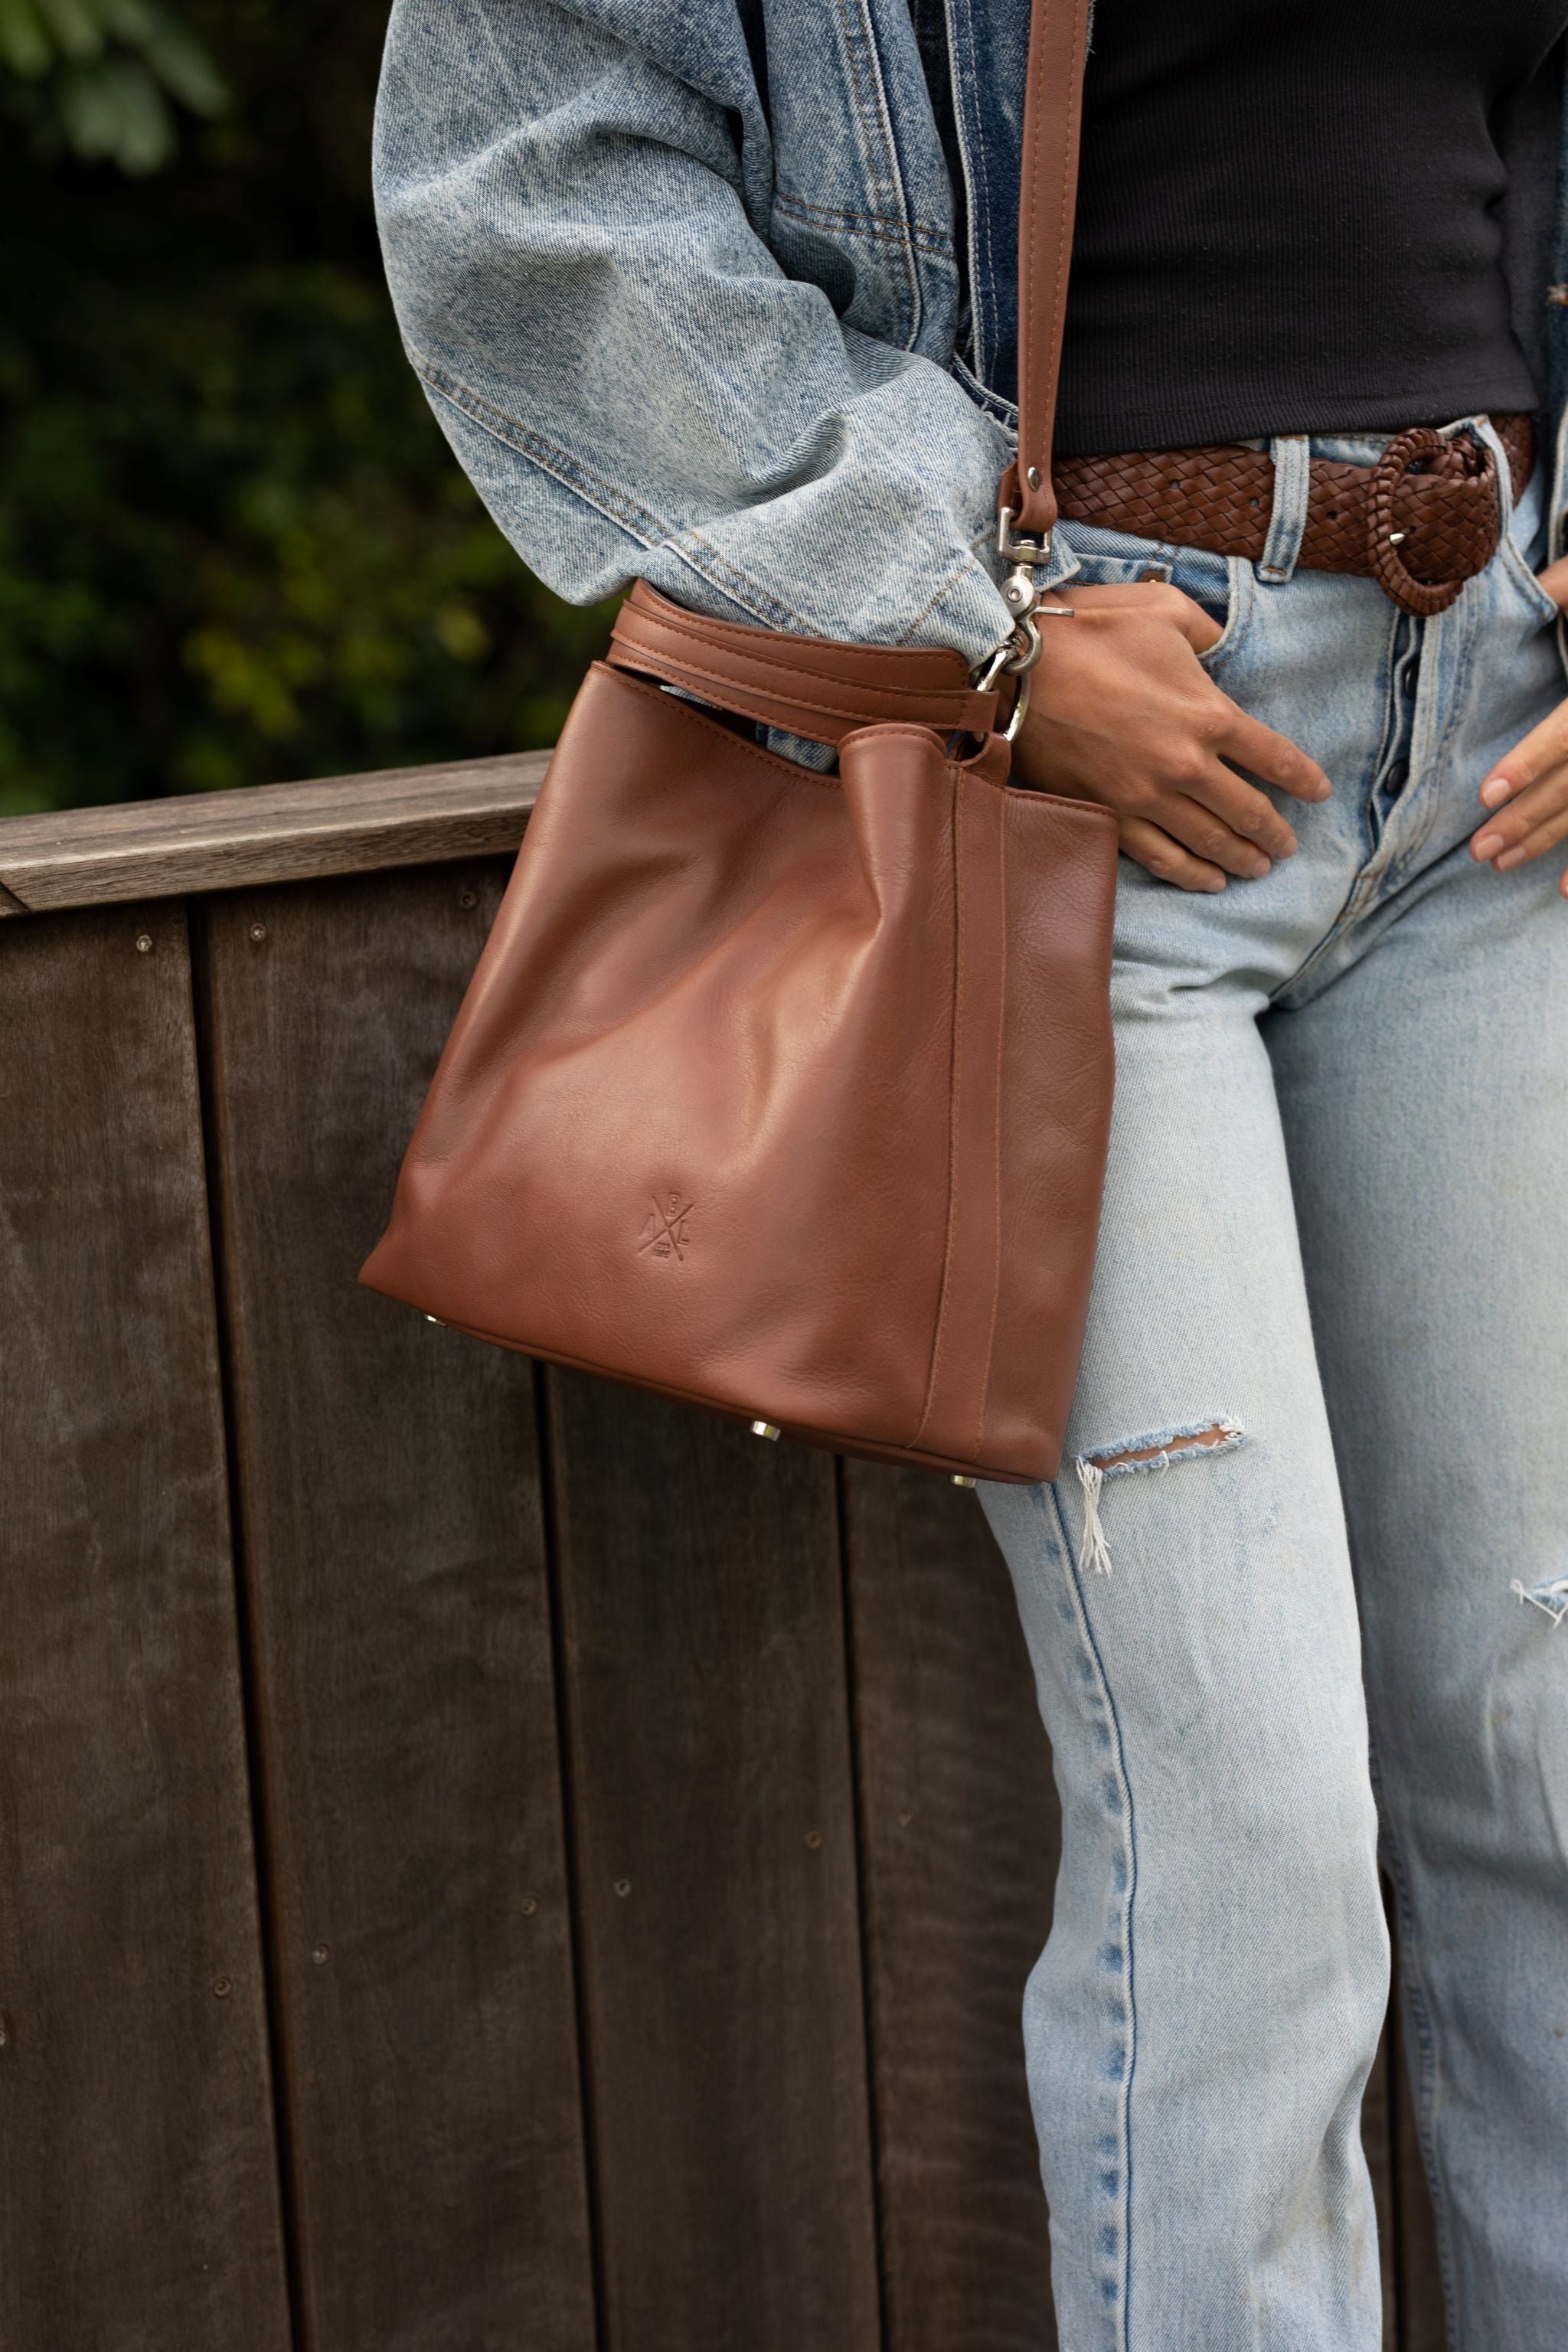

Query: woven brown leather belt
[[1054, 414, 1537, 616]]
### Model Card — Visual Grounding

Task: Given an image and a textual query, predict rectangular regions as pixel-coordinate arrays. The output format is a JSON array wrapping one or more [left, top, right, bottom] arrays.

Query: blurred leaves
[[0, 0, 228, 172], [0, 0, 612, 814]]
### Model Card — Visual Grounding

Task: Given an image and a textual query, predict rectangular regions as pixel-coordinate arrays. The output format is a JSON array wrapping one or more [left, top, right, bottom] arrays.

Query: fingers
[[1151, 789, 1279, 879], [1488, 801, 1568, 877], [1163, 593, 1225, 658], [1473, 767, 1568, 860], [1534, 556, 1568, 612], [1119, 816, 1228, 893], [1214, 704, 1334, 805], [1061, 579, 1225, 655], [1472, 779, 1568, 876], [1184, 759, 1301, 863], [1476, 698, 1568, 803], [1472, 702, 1568, 875]]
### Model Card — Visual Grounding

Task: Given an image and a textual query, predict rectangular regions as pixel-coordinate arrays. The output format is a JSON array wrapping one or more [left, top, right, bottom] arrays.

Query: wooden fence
[[0, 761, 1443, 2350]]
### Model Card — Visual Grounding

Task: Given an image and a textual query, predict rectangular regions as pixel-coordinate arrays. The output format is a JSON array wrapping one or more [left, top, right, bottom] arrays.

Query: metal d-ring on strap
[[974, 507, 1077, 742]]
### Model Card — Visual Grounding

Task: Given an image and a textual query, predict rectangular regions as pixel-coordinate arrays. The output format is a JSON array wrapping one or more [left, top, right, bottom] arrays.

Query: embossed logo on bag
[[638, 1192, 694, 1261]]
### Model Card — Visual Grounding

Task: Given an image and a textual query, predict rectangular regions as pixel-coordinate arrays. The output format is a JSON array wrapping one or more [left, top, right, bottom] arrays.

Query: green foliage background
[[0, 0, 613, 815]]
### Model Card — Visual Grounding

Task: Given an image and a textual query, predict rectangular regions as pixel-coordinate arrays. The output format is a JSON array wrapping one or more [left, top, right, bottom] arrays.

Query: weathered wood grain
[[0, 900, 291, 2352], [196, 863, 594, 2352], [546, 1370, 881, 2352], [841, 1466, 1058, 2352], [0, 752, 547, 916]]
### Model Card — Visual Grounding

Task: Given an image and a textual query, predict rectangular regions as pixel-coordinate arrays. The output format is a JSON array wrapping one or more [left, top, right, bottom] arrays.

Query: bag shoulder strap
[[997, 0, 1094, 554]]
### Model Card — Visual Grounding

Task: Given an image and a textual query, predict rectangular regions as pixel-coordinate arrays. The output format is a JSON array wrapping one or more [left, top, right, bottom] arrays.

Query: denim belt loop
[[1473, 413, 1517, 538], [1257, 436, 1312, 583]]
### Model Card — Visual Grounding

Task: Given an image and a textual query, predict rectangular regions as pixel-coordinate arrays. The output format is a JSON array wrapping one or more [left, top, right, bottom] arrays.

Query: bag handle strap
[[995, 0, 1094, 558], [607, 581, 1006, 746]]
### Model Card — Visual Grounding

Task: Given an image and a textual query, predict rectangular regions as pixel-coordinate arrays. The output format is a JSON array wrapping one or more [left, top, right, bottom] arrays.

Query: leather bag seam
[[911, 761, 965, 1452], [975, 789, 1008, 1458]]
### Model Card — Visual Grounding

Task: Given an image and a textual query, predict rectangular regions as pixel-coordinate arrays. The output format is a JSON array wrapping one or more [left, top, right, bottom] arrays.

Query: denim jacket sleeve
[[372, 0, 1022, 665]]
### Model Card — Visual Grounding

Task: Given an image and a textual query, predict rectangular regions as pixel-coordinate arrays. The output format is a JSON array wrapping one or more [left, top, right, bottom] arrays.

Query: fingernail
[[1473, 830, 1504, 859], [1204, 876, 1227, 893], [1496, 845, 1525, 871], [1480, 774, 1512, 808], [1249, 858, 1271, 879], [1278, 837, 1299, 858]]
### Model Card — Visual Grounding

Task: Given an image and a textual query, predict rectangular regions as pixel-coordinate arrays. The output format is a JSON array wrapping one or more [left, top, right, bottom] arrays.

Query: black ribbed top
[[1053, 0, 1568, 457]]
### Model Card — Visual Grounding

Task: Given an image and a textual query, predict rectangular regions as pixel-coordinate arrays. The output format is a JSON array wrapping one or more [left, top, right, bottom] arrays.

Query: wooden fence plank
[[547, 1371, 881, 2352], [196, 863, 594, 2352], [0, 753, 546, 916], [841, 1467, 1057, 2352], [0, 900, 292, 2352]]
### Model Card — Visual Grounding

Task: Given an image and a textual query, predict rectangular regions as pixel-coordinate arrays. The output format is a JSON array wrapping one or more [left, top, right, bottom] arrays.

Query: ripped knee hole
[[1073, 1416, 1246, 1578]]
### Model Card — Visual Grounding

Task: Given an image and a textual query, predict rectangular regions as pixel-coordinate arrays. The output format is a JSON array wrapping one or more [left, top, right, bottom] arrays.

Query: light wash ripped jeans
[[982, 420, 1568, 2352]]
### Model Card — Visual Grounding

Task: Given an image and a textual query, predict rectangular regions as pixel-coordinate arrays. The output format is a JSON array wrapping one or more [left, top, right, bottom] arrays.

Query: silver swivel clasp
[[973, 505, 1076, 741]]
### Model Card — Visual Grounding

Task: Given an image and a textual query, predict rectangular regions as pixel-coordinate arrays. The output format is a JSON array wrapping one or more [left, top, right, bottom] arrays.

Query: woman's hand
[[1470, 557, 1568, 895], [1011, 581, 1332, 891]]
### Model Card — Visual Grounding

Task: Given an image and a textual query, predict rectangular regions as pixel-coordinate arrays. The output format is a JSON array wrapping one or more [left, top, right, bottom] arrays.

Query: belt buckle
[[1367, 426, 1498, 617]]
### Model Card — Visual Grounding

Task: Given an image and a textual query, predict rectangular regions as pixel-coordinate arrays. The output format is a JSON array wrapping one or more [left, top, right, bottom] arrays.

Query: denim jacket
[[373, 0, 1568, 671]]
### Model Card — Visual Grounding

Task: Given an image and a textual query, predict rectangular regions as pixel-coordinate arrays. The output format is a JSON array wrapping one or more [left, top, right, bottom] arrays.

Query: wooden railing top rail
[[0, 750, 549, 917]]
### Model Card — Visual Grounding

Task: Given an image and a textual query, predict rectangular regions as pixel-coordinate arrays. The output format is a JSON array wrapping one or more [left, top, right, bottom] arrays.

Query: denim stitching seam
[[412, 351, 810, 635], [413, 355, 670, 548], [944, 0, 996, 387], [1044, 1474, 1138, 2352], [1374, 1805, 1464, 2347], [893, 552, 992, 644], [773, 186, 955, 257], [833, 0, 923, 348]]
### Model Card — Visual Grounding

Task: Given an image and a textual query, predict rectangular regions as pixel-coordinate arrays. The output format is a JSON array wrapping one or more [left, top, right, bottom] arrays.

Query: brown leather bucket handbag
[[361, 0, 1113, 1485]]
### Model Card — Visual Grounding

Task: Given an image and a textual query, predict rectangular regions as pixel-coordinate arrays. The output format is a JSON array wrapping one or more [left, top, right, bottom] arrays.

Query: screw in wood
[[458, 889, 477, 910], [613, 1879, 632, 1898], [135, 934, 153, 954], [805, 1829, 822, 1849], [311, 1943, 329, 1965], [213, 1977, 232, 1998], [521, 1897, 538, 1917], [250, 922, 267, 943]]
